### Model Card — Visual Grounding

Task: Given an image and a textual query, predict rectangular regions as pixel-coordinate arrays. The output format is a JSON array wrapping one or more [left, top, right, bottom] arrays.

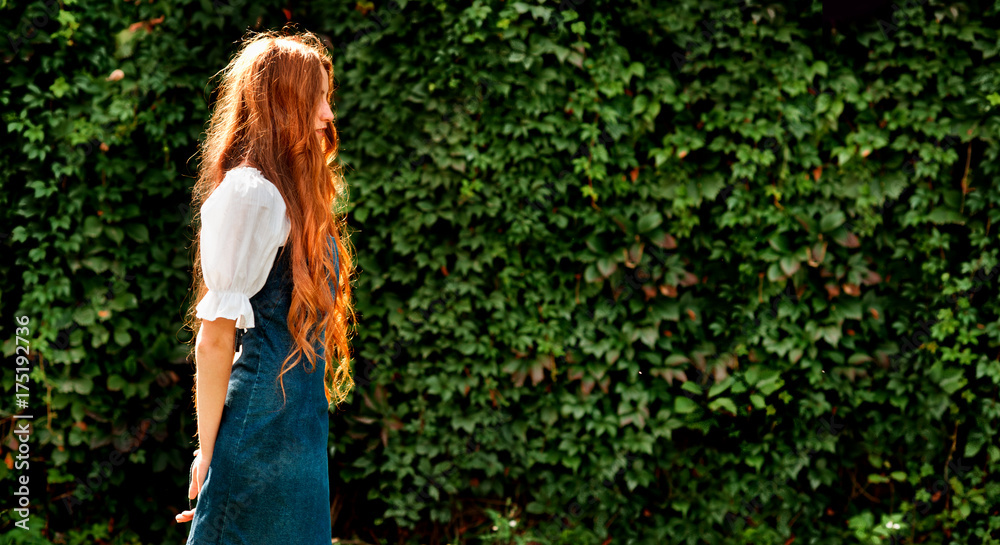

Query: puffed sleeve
[[195, 167, 291, 328]]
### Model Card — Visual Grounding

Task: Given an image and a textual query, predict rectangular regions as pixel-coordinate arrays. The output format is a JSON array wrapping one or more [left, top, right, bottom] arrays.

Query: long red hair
[[183, 29, 356, 408]]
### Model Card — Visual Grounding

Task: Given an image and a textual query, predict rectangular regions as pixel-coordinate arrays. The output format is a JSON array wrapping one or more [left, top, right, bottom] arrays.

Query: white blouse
[[195, 166, 291, 329]]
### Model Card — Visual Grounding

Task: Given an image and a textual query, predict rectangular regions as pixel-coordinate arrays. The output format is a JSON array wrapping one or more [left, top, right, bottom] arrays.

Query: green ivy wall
[[2, 0, 999, 543]]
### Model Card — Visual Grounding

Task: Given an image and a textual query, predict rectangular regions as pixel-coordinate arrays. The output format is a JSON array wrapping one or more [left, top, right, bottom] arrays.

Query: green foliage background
[[2, 0, 1000, 543]]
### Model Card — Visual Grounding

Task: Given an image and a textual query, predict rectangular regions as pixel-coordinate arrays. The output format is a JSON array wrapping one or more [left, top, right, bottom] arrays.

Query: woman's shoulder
[[220, 165, 285, 207]]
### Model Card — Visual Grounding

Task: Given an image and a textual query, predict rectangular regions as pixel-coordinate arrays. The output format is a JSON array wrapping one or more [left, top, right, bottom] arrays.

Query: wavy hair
[[183, 29, 356, 408]]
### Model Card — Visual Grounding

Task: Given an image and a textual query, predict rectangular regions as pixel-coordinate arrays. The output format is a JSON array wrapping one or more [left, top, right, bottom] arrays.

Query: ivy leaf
[[82, 216, 102, 237], [708, 397, 737, 414], [528, 5, 552, 22], [114, 327, 132, 347], [939, 368, 967, 394], [126, 224, 149, 243], [926, 207, 965, 225], [107, 374, 127, 391], [767, 263, 785, 282], [50, 76, 71, 98], [708, 376, 733, 398], [674, 396, 699, 414], [596, 256, 617, 278], [74, 302, 99, 323], [821, 325, 842, 347], [72, 377, 94, 395], [82, 256, 111, 273], [106, 226, 124, 245], [638, 327, 658, 347], [780, 256, 800, 277], [848, 353, 873, 365], [820, 211, 846, 232], [839, 299, 862, 320], [637, 212, 663, 233], [768, 234, 791, 252], [11, 226, 28, 243]]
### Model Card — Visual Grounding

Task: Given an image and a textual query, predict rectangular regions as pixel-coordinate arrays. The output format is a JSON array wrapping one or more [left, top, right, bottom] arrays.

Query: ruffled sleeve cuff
[[196, 289, 256, 329]]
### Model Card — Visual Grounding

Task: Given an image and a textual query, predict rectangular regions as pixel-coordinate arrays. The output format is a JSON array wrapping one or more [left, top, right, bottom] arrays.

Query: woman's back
[[187, 188, 333, 543], [177, 30, 354, 542]]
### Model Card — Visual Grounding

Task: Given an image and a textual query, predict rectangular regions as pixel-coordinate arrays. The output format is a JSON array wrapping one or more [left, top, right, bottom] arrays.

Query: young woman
[[174, 30, 356, 544]]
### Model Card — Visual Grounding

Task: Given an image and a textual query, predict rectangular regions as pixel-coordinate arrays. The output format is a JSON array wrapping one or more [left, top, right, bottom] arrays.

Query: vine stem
[[849, 468, 880, 503], [943, 421, 958, 514], [788, 505, 804, 529], [959, 141, 971, 215]]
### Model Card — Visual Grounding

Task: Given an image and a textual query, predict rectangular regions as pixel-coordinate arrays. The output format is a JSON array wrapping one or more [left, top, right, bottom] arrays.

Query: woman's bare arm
[[194, 317, 237, 463]]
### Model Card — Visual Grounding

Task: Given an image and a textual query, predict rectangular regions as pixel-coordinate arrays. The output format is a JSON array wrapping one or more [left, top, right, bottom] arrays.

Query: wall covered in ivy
[[2, 0, 999, 543]]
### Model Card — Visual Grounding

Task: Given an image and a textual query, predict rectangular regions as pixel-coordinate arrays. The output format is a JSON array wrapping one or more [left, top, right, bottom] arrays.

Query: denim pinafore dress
[[186, 236, 338, 545]]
